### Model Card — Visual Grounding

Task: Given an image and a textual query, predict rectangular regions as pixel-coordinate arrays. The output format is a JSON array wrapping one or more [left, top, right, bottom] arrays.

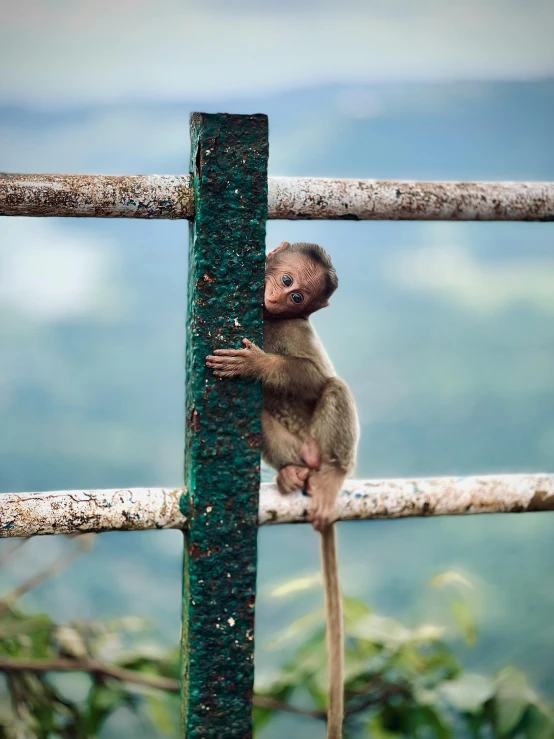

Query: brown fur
[[206, 242, 359, 739]]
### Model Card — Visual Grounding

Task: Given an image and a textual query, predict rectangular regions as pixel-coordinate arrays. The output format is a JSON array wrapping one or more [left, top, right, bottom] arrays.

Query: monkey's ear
[[267, 241, 291, 258], [321, 300, 330, 308]]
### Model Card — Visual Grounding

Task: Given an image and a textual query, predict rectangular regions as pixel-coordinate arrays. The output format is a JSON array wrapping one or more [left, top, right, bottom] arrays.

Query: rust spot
[[190, 408, 201, 433], [189, 544, 202, 561], [527, 491, 554, 512], [245, 432, 262, 449]]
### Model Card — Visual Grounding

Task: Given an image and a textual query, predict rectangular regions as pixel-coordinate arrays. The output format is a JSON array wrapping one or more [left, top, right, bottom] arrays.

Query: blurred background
[[1, 1, 553, 736]]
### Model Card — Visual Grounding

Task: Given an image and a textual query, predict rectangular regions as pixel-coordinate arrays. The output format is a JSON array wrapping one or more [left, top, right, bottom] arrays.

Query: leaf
[[55, 625, 88, 659], [411, 623, 446, 642], [517, 704, 554, 739], [349, 614, 412, 648], [268, 607, 325, 649], [110, 616, 151, 633], [269, 572, 321, 598], [0, 613, 52, 640], [493, 667, 529, 735], [147, 693, 178, 735], [306, 675, 328, 710], [405, 705, 452, 738], [343, 595, 372, 625], [85, 683, 135, 735], [343, 652, 379, 684], [439, 673, 494, 713], [451, 599, 478, 646], [282, 632, 328, 685], [252, 704, 276, 733], [429, 570, 474, 591], [366, 713, 403, 738]]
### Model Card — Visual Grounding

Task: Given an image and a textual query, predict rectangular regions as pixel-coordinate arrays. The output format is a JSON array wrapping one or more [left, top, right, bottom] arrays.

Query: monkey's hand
[[206, 338, 267, 378]]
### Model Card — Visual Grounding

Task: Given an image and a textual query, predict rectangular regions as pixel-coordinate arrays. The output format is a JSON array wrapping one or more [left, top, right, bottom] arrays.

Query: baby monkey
[[206, 240, 359, 532], [206, 241, 359, 739]]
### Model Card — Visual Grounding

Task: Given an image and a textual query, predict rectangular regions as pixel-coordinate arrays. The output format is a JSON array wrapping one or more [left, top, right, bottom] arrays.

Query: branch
[[0, 541, 87, 611], [0, 657, 328, 719], [253, 695, 326, 720], [345, 679, 411, 718], [0, 657, 180, 693], [0, 540, 28, 568]]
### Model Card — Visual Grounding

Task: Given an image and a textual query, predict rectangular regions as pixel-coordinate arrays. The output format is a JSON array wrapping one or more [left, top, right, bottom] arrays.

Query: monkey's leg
[[307, 378, 359, 532], [261, 410, 303, 468], [261, 411, 320, 494]]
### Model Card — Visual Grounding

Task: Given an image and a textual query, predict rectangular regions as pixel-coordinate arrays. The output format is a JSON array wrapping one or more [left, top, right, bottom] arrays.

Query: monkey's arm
[[206, 338, 329, 397]]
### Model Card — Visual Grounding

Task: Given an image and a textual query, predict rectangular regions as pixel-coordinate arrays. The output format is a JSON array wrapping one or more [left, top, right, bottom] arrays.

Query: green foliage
[[254, 575, 554, 738], [0, 602, 181, 737], [0, 548, 551, 738]]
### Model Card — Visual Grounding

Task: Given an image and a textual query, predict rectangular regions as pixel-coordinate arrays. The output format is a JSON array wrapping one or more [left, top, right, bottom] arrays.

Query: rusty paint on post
[[180, 113, 267, 738], [0, 173, 193, 219]]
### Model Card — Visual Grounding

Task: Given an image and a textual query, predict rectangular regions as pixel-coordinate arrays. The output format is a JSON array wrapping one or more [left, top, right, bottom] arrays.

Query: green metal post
[[180, 113, 268, 738]]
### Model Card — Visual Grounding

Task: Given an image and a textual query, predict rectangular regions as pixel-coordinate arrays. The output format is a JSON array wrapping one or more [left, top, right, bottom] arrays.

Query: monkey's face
[[264, 253, 327, 318]]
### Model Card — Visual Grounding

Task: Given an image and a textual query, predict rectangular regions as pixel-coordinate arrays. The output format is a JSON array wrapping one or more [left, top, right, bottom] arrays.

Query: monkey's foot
[[276, 465, 310, 495], [306, 465, 345, 533], [300, 437, 320, 470]]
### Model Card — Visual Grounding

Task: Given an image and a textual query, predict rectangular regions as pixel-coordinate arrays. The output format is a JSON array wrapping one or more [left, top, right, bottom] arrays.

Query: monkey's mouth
[[263, 302, 284, 317]]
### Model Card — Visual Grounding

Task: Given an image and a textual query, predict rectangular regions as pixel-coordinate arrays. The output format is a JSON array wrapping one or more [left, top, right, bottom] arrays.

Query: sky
[[1, 0, 554, 106]]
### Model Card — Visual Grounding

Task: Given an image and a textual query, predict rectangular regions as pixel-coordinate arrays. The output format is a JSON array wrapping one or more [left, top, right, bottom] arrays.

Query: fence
[[1, 112, 554, 738]]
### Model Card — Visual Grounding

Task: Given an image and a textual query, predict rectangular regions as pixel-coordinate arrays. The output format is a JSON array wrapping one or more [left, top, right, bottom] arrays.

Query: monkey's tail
[[321, 524, 344, 739]]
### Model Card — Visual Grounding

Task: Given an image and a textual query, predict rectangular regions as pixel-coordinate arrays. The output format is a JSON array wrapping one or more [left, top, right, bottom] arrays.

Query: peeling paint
[[0, 488, 186, 537], [259, 474, 554, 523], [1, 475, 552, 538], [0, 173, 193, 219], [2, 173, 553, 221], [267, 177, 554, 221]]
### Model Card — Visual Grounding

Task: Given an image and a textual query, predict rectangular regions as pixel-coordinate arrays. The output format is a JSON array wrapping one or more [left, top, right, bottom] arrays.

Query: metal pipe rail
[[1, 474, 552, 538], [2, 172, 554, 221]]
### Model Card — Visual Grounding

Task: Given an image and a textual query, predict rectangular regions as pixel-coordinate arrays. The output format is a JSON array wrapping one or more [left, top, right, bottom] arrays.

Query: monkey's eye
[[282, 274, 293, 287], [291, 292, 304, 305]]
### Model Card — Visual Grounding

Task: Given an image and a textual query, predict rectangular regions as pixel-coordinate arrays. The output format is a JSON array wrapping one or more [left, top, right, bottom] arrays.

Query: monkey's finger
[[209, 364, 242, 374], [276, 475, 294, 496], [213, 370, 239, 378], [309, 498, 320, 522], [206, 356, 242, 366], [276, 471, 296, 495], [310, 506, 329, 533], [242, 338, 255, 349], [212, 349, 247, 356], [311, 514, 324, 533]]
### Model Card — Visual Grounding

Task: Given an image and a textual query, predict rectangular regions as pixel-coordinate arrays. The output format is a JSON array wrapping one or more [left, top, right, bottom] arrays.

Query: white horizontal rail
[[268, 177, 554, 221], [0, 474, 552, 538], [0, 174, 193, 219], [1, 174, 553, 221]]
